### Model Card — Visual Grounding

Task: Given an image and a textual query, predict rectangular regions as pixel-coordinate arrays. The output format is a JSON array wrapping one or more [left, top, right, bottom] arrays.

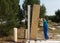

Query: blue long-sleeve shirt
[[43, 19, 48, 32]]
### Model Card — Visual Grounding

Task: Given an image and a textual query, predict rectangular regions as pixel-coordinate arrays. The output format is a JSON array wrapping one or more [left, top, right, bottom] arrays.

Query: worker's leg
[[44, 28, 49, 40]]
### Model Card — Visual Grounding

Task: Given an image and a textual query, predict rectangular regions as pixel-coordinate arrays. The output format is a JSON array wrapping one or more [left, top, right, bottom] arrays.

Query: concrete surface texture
[[26, 40, 60, 43]]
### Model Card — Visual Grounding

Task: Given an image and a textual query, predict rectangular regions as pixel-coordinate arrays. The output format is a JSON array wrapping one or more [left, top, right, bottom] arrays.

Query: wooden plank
[[30, 4, 40, 39]]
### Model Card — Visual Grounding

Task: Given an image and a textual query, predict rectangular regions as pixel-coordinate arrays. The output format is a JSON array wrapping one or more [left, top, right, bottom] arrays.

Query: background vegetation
[[0, 0, 60, 37]]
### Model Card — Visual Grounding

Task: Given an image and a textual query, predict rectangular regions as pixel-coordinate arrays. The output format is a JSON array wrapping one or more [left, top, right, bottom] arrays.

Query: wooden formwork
[[30, 4, 40, 39]]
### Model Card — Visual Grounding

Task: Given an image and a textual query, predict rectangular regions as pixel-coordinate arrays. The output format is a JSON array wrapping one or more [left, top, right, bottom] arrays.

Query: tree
[[0, 0, 19, 36], [22, 0, 40, 19], [23, 0, 40, 11], [22, 0, 40, 28], [45, 9, 60, 22], [55, 9, 60, 22], [17, 5, 24, 27], [40, 5, 46, 18], [55, 10, 60, 19]]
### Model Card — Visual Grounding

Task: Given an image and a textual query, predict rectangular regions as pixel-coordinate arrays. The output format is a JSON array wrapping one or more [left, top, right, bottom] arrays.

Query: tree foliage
[[23, 0, 40, 11], [23, 0, 46, 18], [17, 5, 24, 27], [55, 9, 60, 22], [45, 9, 60, 23], [0, 0, 19, 36], [40, 5, 46, 18], [55, 10, 60, 19], [22, 0, 40, 28]]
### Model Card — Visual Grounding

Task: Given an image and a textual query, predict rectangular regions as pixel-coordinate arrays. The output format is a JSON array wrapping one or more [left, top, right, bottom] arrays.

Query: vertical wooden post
[[14, 27, 17, 42], [30, 4, 40, 39], [27, 5, 31, 43], [25, 29, 28, 39]]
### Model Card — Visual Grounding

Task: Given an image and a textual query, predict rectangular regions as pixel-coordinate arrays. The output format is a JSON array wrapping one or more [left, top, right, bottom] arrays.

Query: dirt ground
[[0, 26, 60, 43]]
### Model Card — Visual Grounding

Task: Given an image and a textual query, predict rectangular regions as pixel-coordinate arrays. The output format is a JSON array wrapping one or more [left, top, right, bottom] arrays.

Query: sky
[[19, 0, 60, 16]]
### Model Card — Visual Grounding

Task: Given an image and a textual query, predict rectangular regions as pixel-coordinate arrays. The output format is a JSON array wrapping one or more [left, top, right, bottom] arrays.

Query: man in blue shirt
[[41, 18, 49, 40]]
